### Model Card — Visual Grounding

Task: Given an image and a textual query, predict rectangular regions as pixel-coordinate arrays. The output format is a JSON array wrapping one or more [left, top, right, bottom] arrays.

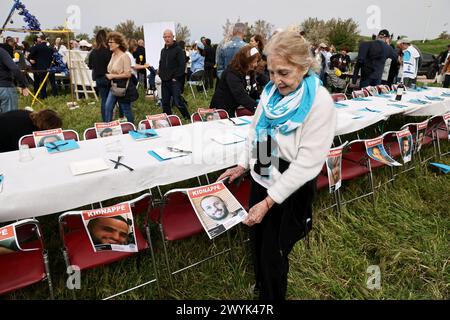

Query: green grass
[[412, 39, 449, 55], [4, 86, 450, 300]]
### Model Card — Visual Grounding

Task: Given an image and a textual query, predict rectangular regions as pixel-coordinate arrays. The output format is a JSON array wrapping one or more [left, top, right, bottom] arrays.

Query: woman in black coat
[[210, 46, 264, 116]]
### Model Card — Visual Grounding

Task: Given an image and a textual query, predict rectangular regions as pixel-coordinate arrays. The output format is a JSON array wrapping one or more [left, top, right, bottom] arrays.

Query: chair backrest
[[377, 85, 391, 94], [0, 219, 50, 296], [352, 89, 368, 99], [331, 93, 347, 102], [391, 84, 399, 91], [19, 130, 80, 149], [139, 115, 182, 130], [83, 122, 136, 140], [364, 86, 379, 96], [191, 109, 229, 123], [235, 106, 255, 117]]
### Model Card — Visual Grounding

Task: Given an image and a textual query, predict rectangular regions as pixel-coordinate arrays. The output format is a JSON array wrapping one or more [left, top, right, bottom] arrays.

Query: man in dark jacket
[[0, 47, 29, 113], [158, 30, 190, 119], [28, 35, 56, 99], [352, 29, 397, 88], [204, 38, 216, 90]]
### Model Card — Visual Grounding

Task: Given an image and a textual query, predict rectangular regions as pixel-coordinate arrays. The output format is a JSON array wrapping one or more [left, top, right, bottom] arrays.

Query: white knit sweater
[[238, 86, 337, 204]]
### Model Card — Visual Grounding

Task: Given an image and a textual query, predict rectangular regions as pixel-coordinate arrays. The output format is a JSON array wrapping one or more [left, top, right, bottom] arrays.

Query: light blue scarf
[[256, 71, 321, 138]]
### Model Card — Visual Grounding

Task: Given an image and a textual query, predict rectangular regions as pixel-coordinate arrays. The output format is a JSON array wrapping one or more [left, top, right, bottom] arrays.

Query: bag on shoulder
[[111, 79, 129, 97]]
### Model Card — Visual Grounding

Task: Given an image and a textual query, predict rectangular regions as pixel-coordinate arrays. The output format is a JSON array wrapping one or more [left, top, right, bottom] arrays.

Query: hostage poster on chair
[[187, 182, 248, 240], [326, 147, 344, 193], [396, 129, 414, 164], [33, 128, 64, 147], [147, 113, 171, 129], [81, 203, 138, 253], [444, 113, 450, 140], [415, 120, 428, 153], [0, 224, 20, 256], [365, 137, 402, 167], [198, 108, 221, 122], [95, 121, 123, 138]]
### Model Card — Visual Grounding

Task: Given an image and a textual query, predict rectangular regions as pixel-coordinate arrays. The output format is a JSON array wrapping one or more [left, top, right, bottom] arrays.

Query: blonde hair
[[264, 31, 319, 74]]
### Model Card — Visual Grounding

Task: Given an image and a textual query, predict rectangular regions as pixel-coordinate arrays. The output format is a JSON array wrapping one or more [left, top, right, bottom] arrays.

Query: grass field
[[413, 39, 449, 55], [3, 84, 450, 300]]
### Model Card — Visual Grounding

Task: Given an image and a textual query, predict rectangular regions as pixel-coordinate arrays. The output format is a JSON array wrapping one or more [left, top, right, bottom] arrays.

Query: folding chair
[[340, 140, 377, 207], [400, 120, 432, 164], [150, 188, 232, 283], [19, 130, 80, 149], [376, 85, 391, 94], [187, 80, 207, 99], [382, 130, 415, 178], [58, 193, 158, 299], [0, 219, 54, 299], [191, 109, 229, 123], [427, 114, 450, 158], [234, 106, 255, 117], [83, 122, 136, 140], [363, 86, 379, 96], [139, 115, 183, 130], [391, 84, 399, 91], [331, 93, 348, 102], [352, 89, 369, 99]]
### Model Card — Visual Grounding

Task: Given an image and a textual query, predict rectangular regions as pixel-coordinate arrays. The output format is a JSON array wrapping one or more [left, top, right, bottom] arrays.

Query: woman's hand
[[105, 74, 114, 80], [217, 166, 246, 183], [243, 196, 275, 227]]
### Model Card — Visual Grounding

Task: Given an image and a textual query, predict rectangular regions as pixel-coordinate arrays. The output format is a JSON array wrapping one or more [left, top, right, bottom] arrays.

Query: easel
[[67, 50, 98, 100]]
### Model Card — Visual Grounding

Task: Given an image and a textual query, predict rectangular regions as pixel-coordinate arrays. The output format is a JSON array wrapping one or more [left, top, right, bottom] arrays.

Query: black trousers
[[161, 80, 190, 119], [204, 66, 215, 90], [249, 177, 317, 300], [443, 75, 450, 88]]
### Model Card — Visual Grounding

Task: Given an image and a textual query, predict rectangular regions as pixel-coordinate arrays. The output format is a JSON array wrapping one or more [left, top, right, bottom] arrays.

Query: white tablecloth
[[335, 87, 450, 135]]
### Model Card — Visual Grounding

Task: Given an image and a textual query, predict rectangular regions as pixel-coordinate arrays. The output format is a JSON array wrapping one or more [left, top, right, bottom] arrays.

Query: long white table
[[1, 88, 449, 222], [335, 87, 450, 135]]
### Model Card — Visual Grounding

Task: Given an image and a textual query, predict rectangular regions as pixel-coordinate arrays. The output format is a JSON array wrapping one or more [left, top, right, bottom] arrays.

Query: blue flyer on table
[[45, 140, 80, 154]]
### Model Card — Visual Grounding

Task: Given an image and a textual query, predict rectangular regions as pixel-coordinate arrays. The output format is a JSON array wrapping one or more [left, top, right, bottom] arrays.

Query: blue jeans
[[95, 76, 110, 122], [0, 87, 18, 113], [105, 90, 134, 123], [147, 67, 157, 90]]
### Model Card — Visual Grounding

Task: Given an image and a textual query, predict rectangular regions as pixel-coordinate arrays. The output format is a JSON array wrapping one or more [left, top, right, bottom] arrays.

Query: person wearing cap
[[397, 38, 420, 87], [210, 45, 261, 116], [352, 29, 397, 88]]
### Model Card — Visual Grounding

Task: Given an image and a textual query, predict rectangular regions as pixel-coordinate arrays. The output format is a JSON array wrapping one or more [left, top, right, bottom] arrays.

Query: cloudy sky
[[1, 0, 448, 43]]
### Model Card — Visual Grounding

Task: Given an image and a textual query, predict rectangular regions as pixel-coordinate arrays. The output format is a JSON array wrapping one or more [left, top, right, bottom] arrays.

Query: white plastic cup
[[19, 144, 33, 162]]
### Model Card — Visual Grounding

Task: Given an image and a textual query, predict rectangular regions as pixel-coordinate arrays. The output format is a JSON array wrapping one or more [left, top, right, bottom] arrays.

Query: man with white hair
[[158, 29, 190, 119], [397, 38, 420, 87], [216, 22, 247, 79]]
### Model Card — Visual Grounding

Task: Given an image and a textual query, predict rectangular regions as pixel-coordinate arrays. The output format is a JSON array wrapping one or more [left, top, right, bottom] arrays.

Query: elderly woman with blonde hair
[[218, 31, 336, 300]]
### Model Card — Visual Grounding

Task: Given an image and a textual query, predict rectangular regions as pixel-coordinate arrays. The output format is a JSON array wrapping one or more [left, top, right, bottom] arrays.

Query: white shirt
[[238, 86, 337, 204], [126, 51, 137, 78], [402, 45, 420, 79]]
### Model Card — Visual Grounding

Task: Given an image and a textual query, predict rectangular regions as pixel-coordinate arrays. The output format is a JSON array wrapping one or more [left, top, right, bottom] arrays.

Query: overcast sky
[[1, 0, 449, 43]]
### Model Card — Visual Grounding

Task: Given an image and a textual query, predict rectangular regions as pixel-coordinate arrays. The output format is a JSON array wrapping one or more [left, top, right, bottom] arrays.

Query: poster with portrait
[[147, 113, 171, 129], [326, 147, 344, 193], [415, 120, 428, 153], [396, 129, 414, 164], [187, 182, 248, 240], [0, 224, 20, 256], [365, 137, 402, 167], [81, 203, 138, 253], [443, 113, 450, 140], [33, 128, 64, 148], [198, 108, 221, 122], [95, 121, 123, 138]]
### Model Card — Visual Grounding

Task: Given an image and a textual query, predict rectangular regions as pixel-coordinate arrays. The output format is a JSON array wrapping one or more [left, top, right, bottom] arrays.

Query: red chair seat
[[316, 174, 329, 190], [0, 249, 46, 295], [64, 227, 149, 271], [341, 158, 370, 181], [160, 202, 204, 241]]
